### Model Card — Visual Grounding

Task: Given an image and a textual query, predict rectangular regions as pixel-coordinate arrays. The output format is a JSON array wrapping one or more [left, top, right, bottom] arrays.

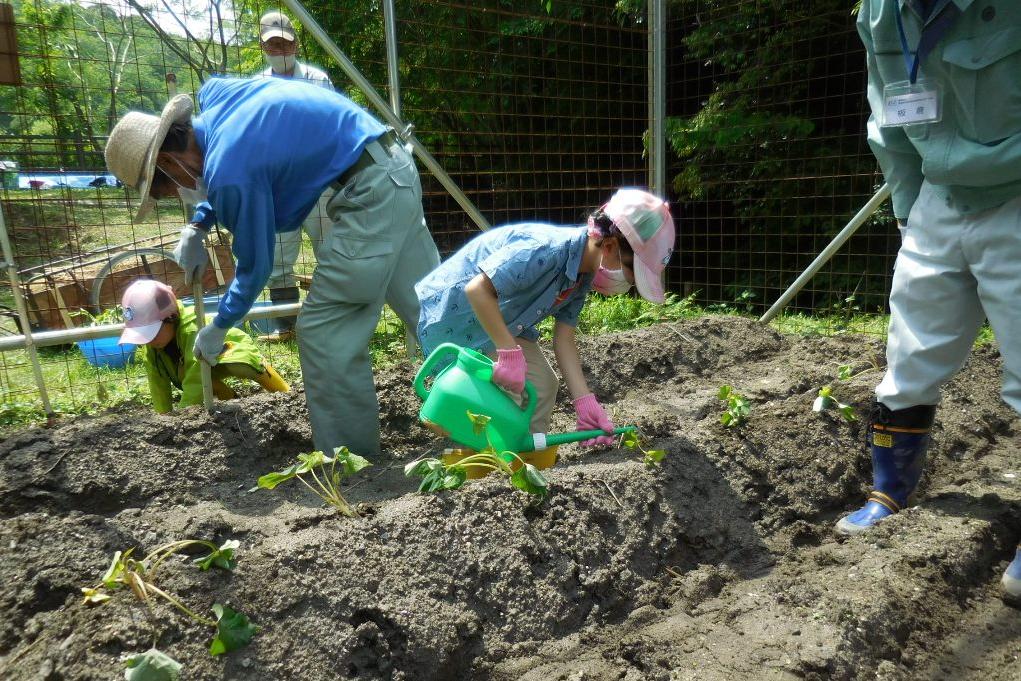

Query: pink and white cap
[[119, 279, 178, 345], [602, 188, 675, 303]]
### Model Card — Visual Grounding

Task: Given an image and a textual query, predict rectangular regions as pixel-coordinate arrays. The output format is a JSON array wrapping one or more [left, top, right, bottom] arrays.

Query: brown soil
[[1, 316, 1018, 680]]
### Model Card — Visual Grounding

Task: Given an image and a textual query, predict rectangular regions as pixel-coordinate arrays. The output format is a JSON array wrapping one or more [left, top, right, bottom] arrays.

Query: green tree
[[664, 0, 887, 308], [1, 0, 190, 168]]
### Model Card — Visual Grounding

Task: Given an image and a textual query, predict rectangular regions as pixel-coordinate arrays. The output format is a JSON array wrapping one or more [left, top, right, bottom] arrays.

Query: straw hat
[[105, 94, 194, 221]]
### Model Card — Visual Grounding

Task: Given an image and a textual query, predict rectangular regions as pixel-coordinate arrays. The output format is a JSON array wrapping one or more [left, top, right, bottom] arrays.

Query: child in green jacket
[[118, 279, 289, 413]]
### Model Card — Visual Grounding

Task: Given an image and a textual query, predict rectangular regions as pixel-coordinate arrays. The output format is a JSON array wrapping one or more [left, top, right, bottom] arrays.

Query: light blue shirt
[[190, 77, 386, 327], [416, 223, 593, 356], [257, 61, 335, 91], [860, 0, 1021, 218]]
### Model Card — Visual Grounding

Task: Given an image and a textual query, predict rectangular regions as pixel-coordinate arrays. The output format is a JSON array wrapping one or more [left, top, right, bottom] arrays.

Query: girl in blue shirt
[[416, 189, 674, 471]]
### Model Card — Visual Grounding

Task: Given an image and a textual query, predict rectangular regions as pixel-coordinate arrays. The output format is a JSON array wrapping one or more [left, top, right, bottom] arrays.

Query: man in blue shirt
[[104, 77, 440, 457]]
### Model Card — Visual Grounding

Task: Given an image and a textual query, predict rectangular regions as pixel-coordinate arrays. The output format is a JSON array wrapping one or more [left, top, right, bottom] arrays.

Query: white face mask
[[591, 252, 633, 296], [160, 157, 207, 206], [177, 181, 207, 208], [266, 54, 296, 74]]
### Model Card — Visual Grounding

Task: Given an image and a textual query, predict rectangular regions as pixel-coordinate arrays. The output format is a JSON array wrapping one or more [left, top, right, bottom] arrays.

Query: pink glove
[[574, 393, 615, 446], [492, 346, 527, 394]]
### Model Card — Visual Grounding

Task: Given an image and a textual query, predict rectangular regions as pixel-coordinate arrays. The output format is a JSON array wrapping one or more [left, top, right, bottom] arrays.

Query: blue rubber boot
[[1003, 545, 1021, 599], [836, 403, 936, 536]]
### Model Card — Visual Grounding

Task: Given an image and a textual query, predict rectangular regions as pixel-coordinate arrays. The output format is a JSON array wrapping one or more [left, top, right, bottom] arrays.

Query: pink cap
[[602, 189, 675, 303], [119, 279, 178, 345]]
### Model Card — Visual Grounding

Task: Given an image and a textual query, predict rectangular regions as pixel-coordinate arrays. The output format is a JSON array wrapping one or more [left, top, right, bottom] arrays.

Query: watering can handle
[[414, 343, 461, 399], [521, 379, 538, 420]]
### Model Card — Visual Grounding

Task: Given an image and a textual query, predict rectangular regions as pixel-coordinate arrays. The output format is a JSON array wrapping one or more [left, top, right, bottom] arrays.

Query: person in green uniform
[[118, 279, 289, 413], [845, 0, 1021, 598]]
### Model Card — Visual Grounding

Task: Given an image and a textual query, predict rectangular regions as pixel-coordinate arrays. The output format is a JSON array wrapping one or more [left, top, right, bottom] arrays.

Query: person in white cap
[[415, 188, 675, 474], [104, 76, 439, 457], [118, 279, 289, 413], [257, 11, 333, 89], [252, 10, 335, 341]]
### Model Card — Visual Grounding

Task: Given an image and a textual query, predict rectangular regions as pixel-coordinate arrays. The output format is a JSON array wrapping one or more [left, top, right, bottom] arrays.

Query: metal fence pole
[[648, 0, 666, 197], [759, 183, 891, 324], [0, 200, 54, 418], [381, 0, 418, 357], [281, 0, 491, 231], [382, 0, 401, 118]]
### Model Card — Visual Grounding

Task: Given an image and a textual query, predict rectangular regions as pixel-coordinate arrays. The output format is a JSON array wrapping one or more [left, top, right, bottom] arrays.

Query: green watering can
[[414, 342, 635, 454]]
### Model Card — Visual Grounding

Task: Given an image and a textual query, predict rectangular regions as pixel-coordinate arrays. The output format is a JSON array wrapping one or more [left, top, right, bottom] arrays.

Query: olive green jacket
[[142, 302, 265, 413], [859, 0, 1021, 219]]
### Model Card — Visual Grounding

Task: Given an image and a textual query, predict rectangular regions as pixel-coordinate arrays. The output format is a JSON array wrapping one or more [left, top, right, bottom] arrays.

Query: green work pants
[[297, 139, 440, 457]]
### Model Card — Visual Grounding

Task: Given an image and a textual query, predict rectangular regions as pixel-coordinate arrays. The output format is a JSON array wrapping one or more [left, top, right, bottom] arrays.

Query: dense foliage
[[663, 0, 893, 309]]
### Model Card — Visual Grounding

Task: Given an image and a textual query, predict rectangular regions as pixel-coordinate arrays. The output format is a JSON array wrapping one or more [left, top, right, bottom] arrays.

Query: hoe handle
[[193, 282, 215, 412]]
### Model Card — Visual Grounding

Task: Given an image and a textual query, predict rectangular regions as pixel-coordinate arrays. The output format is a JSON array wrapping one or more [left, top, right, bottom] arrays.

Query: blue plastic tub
[[77, 337, 137, 369]]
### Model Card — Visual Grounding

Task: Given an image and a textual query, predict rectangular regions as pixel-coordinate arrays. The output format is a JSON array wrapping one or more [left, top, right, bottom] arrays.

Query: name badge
[[881, 79, 941, 127]]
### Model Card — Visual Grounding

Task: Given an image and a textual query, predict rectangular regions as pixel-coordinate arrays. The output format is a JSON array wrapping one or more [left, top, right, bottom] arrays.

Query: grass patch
[[0, 303, 411, 435], [2, 291, 999, 436]]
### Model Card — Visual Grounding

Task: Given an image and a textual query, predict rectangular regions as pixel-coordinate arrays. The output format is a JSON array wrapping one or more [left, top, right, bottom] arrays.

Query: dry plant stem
[[597, 478, 623, 507], [454, 452, 507, 473], [300, 466, 356, 517], [142, 580, 216, 627], [146, 540, 218, 579]]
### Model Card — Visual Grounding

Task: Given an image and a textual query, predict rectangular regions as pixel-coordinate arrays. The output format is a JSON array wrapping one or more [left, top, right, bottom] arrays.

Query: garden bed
[[0, 316, 1018, 680]]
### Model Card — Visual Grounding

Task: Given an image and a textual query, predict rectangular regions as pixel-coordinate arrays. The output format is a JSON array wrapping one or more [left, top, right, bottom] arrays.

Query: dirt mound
[[1, 316, 1018, 680]]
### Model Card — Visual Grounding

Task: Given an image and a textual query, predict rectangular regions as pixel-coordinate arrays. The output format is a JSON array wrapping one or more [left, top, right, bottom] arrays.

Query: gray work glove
[[173, 224, 210, 286], [193, 318, 228, 366]]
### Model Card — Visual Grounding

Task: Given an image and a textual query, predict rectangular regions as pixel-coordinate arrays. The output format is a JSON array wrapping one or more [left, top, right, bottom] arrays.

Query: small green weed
[[718, 385, 750, 428], [620, 429, 666, 467], [81, 539, 255, 670], [812, 385, 857, 422], [124, 648, 181, 680]]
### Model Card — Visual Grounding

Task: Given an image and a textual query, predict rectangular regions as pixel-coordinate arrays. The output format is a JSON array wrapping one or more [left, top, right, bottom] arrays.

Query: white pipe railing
[[0, 303, 303, 352]]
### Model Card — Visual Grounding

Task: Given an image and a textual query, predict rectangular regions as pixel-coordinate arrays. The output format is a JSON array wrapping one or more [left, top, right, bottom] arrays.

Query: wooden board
[[21, 239, 235, 331], [0, 4, 21, 86]]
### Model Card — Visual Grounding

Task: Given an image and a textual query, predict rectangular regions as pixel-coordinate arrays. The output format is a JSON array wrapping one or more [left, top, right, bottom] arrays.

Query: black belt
[[336, 129, 400, 186]]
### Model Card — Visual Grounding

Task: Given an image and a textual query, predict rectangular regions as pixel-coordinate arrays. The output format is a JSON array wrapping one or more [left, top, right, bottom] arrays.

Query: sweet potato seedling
[[405, 411, 549, 499], [619, 429, 666, 467], [81, 539, 256, 664], [813, 385, 857, 422], [718, 385, 750, 428], [255, 446, 371, 517]]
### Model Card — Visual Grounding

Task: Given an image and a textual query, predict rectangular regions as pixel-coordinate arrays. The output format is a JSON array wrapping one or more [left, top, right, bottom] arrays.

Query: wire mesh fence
[[0, 0, 900, 428], [0, 0, 655, 423], [665, 0, 896, 331]]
